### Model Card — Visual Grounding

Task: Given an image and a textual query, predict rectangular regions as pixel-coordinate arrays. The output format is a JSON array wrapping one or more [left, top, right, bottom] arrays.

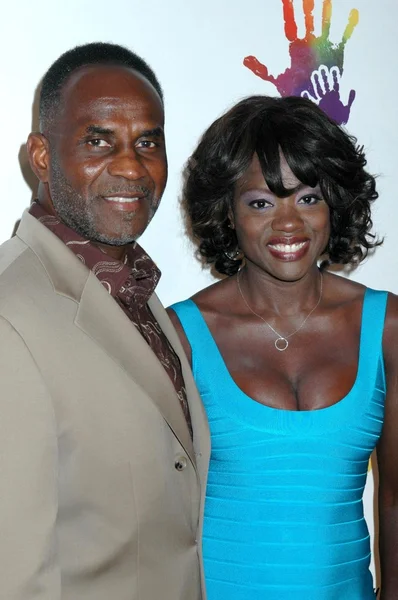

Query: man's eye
[[87, 139, 110, 148], [137, 140, 158, 149]]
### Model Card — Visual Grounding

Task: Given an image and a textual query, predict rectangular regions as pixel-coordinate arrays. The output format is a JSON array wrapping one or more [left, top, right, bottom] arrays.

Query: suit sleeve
[[0, 316, 60, 599]]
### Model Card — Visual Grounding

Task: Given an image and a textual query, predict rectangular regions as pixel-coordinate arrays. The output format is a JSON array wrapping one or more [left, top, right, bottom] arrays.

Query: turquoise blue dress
[[171, 288, 387, 599]]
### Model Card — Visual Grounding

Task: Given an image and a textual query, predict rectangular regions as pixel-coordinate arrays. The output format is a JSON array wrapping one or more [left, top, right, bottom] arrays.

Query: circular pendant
[[275, 337, 289, 351]]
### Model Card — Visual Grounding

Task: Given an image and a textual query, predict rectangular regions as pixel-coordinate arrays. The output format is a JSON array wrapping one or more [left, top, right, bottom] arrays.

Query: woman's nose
[[271, 202, 304, 232]]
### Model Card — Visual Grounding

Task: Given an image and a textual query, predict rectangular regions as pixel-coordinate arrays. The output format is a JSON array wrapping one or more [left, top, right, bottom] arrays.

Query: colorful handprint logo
[[243, 0, 359, 125]]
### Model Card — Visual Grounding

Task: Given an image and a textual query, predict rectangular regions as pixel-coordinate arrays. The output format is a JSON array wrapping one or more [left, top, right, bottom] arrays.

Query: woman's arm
[[377, 292, 398, 599], [166, 307, 193, 366]]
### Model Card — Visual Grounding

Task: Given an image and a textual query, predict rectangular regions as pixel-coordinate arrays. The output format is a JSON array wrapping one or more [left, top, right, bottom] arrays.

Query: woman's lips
[[267, 239, 310, 261]]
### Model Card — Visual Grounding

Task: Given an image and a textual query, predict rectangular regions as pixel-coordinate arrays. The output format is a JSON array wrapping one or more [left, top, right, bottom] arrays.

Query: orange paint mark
[[303, 0, 315, 38], [321, 0, 332, 38]]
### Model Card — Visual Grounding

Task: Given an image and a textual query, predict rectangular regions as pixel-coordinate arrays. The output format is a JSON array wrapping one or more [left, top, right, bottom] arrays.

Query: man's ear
[[26, 133, 50, 183]]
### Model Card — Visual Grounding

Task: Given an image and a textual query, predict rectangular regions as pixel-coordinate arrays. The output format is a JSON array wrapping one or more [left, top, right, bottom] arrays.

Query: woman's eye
[[298, 194, 321, 205], [249, 199, 271, 209], [87, 138, 110, 148]]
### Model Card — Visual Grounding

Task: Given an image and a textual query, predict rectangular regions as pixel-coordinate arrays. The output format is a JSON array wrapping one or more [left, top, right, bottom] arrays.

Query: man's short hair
[[39, 41, 163, 132]]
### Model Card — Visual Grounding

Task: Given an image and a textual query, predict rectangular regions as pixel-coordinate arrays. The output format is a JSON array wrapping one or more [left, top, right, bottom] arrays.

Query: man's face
[[40, 64, 167, 245]]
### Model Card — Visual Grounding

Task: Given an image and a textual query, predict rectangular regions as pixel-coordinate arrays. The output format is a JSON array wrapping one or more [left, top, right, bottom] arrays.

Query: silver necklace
[[236, 269, 323, 352]]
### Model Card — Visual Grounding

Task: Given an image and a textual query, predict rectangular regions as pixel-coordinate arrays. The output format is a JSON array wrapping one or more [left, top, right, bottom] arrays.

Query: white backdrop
[[1, 0, 397, 586]]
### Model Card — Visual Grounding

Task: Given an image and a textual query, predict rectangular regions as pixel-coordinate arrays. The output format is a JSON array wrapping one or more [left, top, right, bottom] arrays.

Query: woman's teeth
[[268, 242, 307, 252]]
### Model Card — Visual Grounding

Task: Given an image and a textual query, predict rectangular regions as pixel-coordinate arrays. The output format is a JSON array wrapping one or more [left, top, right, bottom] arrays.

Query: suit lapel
[[75, 272, 196, 468], [17, 211, 196, 469]]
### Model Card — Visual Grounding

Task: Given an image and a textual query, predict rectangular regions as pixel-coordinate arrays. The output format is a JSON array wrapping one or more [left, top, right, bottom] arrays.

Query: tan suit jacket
[[0, 211, 210, 600]]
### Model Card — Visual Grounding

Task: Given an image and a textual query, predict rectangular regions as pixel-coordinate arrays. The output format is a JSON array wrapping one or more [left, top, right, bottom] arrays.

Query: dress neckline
[[187, 288, 379, 434]]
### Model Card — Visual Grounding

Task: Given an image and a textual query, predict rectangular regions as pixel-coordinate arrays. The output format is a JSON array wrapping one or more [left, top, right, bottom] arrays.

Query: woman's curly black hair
[[183, 95, 381, 276]]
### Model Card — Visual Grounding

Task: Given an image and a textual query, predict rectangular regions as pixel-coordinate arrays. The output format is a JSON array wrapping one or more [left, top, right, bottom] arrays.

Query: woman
[[168, 96, 398, 599]]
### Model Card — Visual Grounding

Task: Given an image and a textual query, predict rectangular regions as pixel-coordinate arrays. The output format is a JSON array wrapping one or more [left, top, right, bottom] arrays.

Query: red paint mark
[[282, 0, 297, 41], [243, 56, 273, 82]]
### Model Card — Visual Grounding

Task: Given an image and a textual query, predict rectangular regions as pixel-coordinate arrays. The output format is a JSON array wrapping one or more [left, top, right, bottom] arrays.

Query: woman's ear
[[26, 133, 50, 183], [227, 207, 235, 229]]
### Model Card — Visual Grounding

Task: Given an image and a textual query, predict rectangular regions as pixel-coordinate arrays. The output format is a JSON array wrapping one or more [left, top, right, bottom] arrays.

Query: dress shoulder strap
[[169, 299, 208, 348], [360, 288, 388, 351], [169, 299, 224, 384], [357, 288, 388, 391]]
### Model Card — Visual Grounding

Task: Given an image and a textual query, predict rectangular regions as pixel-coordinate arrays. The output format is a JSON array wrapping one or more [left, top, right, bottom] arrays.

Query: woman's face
[[231, 154, 330, 282]]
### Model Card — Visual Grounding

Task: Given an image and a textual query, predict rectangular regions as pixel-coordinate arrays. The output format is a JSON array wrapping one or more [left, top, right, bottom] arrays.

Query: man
[[0, 42, 209, 599]]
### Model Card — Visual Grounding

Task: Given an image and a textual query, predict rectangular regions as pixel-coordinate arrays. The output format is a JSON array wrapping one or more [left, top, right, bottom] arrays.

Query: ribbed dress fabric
[[170, 288, 387, 599]]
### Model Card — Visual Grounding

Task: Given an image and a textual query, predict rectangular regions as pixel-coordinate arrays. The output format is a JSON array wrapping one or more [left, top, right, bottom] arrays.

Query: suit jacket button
[[175, 456, 188, 471]]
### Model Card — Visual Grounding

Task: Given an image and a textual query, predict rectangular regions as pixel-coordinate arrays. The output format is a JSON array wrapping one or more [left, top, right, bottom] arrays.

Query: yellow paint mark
[[343, 8, 359, 42]]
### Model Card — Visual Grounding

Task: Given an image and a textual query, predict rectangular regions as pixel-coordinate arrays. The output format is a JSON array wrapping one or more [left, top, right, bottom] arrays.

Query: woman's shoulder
[[167, 277, 237, 364], [191, 275, 238, 316], [323, 272, 365, 312], [324, 272, 398, 322], [167, 278, 229, 312]]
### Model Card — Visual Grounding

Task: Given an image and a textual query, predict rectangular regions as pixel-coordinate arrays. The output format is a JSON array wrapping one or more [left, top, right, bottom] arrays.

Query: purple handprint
[[301, 65, 356, 124]]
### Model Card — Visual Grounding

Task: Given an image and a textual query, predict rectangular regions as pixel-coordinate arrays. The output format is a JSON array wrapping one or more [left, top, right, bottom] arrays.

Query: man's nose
[[271, 202, 304, 232], [107, 148, 147, 180]]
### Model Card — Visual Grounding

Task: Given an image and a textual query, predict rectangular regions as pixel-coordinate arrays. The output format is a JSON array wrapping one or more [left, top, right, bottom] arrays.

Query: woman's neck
[[238, 263, 323, 318]]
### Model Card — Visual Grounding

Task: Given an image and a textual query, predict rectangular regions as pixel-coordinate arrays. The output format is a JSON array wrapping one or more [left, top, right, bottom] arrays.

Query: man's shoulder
[[0, 235, 54, 315], [0, 235, 29, 277], [0, 234, 47, 281]]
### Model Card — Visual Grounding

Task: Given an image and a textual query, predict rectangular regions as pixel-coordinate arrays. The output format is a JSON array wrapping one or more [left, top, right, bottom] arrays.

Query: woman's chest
[[213, 323, 362, 411]]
